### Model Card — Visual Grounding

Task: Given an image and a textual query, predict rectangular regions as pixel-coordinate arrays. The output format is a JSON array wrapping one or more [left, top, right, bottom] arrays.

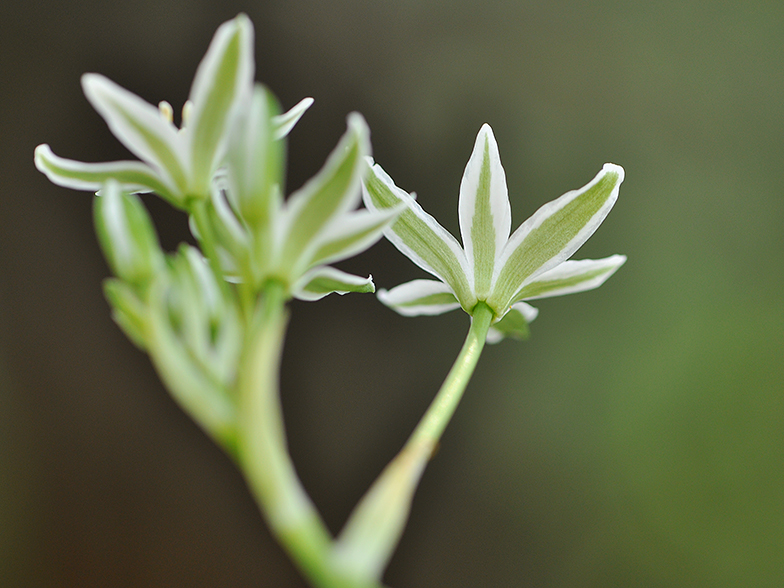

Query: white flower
[[362, 124, 626, 342], [34, 14, 310, 209]]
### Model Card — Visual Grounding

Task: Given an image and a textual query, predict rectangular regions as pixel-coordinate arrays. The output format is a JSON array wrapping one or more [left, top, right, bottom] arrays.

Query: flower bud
[[93, 180, 164, 287]]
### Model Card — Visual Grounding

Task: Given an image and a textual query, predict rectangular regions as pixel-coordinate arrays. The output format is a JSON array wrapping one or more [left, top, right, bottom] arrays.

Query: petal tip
[[602, 163, 625, 183]]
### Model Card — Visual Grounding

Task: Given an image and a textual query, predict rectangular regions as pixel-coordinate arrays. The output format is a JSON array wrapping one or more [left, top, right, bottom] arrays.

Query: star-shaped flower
[[34, 14, 311, 209], [362, 124, 626, 342]]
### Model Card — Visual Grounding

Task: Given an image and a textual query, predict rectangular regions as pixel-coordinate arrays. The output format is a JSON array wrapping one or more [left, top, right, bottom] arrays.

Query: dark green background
[[2, 1, 783, 586]]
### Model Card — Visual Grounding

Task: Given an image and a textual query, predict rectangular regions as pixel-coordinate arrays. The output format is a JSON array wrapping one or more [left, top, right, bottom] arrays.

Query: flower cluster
[[35, 14, 398, 303]]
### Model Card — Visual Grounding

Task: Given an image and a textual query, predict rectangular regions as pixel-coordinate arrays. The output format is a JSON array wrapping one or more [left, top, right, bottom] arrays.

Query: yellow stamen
[[158, 101, 173, 124]]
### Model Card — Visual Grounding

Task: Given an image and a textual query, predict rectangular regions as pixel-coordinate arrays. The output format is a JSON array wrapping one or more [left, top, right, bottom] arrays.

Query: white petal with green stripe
[[278, 113, 370, 277], [186, 13, 254, 196], [293, 266, 375, 301], [82, 74, 189, 196], [308, 205, 403, 268], [458, 124, 510, 299], [272, 96, 314, 140], [362, 161, 475, 311], [34, 144, 178, 202], [513, 254, 627, 302], [488, 163, 624, 313], [377, 279, 460, 316]]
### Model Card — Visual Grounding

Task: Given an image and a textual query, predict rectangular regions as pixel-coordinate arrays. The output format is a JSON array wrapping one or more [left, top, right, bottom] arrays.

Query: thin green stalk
[[331, 303, 495, 582], [408, 301, 494, 448], [236, 281, 384, 588]]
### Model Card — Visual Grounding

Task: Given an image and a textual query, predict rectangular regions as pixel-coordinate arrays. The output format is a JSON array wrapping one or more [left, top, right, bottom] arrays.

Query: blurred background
[[2, 1, 783, 586]]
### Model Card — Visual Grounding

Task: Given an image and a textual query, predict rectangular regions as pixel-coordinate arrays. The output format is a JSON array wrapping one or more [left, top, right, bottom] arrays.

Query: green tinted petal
[[377, 279, 461, 317], [293, 266, 374, 301], [279, 114, 370, 276], [272, 96, 314, 139], [458, 124, 511, 299], [488, 164, 624, 313], [82, 74, 189, 195], [307, 205, 403, 268], [187, 14, 255, 195], [362, 161, 475, 311], [34, 144, 180, 205], [512, 255, 626, 302]]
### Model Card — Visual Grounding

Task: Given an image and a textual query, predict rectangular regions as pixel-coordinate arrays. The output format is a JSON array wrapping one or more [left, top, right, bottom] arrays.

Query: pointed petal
[[377, 279, 461, 317], [187, 14, 255, 194], [279, 113, 370, 275], [82, 74, 189, 195], [486, 302, 539, 344], [225, 84, 283, 227], [362, 160, 475, 311], [459, 124, 511, 299], [307, 205, 404, 268], [273, 97, 314, 139], [488, 163, 624, 312], [34, 144, 181, 203], [293, 266, 375, 301], [512, 254, 627, 302]]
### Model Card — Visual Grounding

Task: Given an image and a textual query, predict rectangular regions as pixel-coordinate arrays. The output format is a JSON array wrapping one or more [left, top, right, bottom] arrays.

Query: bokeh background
[[2, 1, 783, 586]]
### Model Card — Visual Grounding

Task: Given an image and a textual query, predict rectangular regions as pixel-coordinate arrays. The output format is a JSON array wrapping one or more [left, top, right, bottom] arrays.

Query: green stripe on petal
[[279, 114, 370, 276], [293, 266, 375, 301], [512, 255, 626, 302], [377, 279, 461, 317], [363, 162, 475, 311], [34, 144, 180, 204], [488, 164, 623, 313], [187, 14, 254, 195], [82, 74, 189, 196], [308, 205, 403, 268], [459, 125, 510, 299]]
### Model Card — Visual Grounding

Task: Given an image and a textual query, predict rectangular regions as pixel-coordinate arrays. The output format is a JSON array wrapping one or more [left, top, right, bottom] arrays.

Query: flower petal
[[272, 97, 314, 140], [488, 163, 624, 313], [293, 266, 375, 301], [362, 161, 475, 311], [187, 13, 255, 195], [307, 205, 404, 268], [34, 144, 180, 203], [486, 302, 539, 344], [512, 254, 627, 302], [278, 113, 370, 276], [82, 74, 189, 195], [459, 124, 511, 299], [377, 279, 461, 317], [224, 84, 282, 227]]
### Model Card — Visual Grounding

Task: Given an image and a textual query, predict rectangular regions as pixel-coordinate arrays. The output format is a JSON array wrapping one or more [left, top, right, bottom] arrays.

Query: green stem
[[236, 281, 383, 588], [408, 302, 494, 448]]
